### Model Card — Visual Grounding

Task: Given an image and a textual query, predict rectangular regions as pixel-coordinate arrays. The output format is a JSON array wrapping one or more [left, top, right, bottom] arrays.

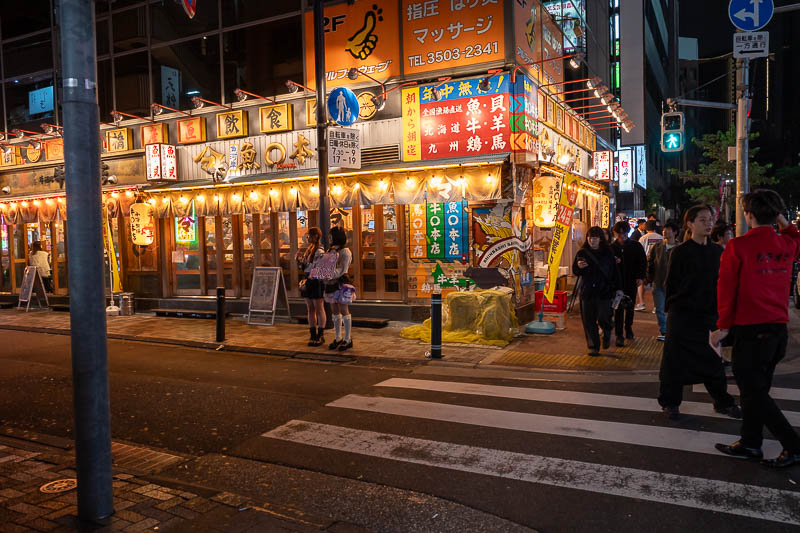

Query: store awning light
[[192, 96, 232, 111], [286, 80, 315, 94], [234, 88, 276, 104], [151, 103, 192, 117]]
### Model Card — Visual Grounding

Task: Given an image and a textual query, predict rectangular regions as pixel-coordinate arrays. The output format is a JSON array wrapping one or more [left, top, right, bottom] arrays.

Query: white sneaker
[[634, 304, 646, 311]]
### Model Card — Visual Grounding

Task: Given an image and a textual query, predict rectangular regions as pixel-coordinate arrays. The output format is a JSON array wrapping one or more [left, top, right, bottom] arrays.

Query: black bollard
[[429, 293, 442, 359], [216, 287, 225, 342]]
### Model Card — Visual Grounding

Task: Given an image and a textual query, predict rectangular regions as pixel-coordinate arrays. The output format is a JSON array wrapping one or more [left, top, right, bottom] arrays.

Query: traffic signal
[[661, 111, 684, 152]]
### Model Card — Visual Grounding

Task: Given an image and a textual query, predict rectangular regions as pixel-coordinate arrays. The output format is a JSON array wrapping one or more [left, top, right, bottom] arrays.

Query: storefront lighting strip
[[145, 160, 507, 194], [0, 185, 139, 204]]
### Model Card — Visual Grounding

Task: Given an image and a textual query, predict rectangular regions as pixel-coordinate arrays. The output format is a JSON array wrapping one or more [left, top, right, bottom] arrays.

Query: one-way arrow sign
[[728, 0, 774, 31]]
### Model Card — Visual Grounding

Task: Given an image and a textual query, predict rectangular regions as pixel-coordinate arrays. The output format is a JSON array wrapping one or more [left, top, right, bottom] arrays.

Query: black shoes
[[625, 328, 635, 340], [615, 337, 625, 347], [602, 332, 611, 350], [308, 328, 325, 347], [588, 349, 600, 357], [338, 340, 353, 351], [761, 450, 800, 468], [715, 441, 764, 459], [662, 406, 680, 420], [714, 405, 743, 419], [329, 339, 342, 350]]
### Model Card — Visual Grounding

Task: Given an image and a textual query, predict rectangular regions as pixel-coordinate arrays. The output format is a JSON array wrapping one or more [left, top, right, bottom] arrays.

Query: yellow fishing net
[[401, 289, 518, 347]]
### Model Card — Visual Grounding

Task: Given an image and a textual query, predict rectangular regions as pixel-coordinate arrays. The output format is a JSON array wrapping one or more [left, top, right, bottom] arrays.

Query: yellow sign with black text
[[544, 171, 580, 303]]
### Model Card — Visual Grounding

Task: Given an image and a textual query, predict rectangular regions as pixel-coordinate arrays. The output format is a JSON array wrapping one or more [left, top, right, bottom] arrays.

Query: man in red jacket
[[713, 189, 800, 468]]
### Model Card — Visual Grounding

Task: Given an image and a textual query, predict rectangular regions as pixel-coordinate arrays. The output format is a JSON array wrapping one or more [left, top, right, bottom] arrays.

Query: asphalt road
[[1, 330, 799, 533]]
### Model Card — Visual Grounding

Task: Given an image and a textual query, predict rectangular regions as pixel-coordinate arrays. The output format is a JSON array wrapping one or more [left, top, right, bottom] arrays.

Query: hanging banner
[[129, 203, 156, 246], [444, 201, 466, 260], [532, 173, 562, 228], [409, 203, 427, 259], [102, 206, 122, 293], [602, 195, 610, 228], [593, 150, 612, 181], [426, 202, 445, 259], [544, 171, 580, 303], [409, 201, 468, 262]]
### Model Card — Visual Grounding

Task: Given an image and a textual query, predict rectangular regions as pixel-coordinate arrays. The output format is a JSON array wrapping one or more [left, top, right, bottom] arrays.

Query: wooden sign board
[[247, 267, 291, 326], [18, 266, 49, 311]]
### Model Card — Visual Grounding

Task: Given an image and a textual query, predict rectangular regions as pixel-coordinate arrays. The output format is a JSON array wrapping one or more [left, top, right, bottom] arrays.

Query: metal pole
[[429, 293, 442, 359], [735, 58, 750, 236], [314, 0, 331, 249], [216, 287, 225, 342], [58, 0, 113, 522]]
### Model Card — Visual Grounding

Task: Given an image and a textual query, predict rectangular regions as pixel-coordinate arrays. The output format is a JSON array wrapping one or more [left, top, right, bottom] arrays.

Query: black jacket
[[611, 238, 647, 288], [573, 246, 621, 300]]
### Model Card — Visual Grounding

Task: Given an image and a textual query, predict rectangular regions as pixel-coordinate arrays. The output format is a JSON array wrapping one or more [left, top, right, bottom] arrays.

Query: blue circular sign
[[728, 0, 773, 32], [327, 88, 360, 126]]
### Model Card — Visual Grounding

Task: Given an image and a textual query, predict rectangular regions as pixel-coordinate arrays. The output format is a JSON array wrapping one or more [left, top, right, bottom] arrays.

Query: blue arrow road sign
[[728, 0, 773, 31], [327, 88, 360, 127]]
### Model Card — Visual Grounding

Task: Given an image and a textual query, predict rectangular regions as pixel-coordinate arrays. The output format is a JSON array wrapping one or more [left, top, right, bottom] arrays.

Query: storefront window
[[277, 212, 292, 290], [1, 225, 10, 292], [114, 52, 149, 116], [151, 35, 221, 111], [242, 214, 256, 293], [4, 71, 56, 132], [360, 207, 377, 293], [204, 216, 217, 290], [383, 206, 400, 294], [258, 212, 274, 266], [174, 214, 201, 293], [55, 221, 67, 293]]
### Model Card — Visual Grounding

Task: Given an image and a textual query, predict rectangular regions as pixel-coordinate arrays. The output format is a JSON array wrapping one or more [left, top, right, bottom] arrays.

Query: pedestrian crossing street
[[262, 377, 800, 527]]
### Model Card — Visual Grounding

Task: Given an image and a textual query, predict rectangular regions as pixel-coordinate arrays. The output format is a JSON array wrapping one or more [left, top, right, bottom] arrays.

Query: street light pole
[[58, 0, 113, 523], [314, 0, 331, 248], [735, 58, 750, 236]]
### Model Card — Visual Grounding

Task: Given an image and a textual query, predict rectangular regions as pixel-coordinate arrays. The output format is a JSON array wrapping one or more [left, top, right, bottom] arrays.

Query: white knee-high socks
[[333, 314, 342, 341], [343, 315, 352, 342]]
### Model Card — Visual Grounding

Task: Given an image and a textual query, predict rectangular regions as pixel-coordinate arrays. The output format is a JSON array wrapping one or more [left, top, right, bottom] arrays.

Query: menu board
[[248, 267, 290, 326]]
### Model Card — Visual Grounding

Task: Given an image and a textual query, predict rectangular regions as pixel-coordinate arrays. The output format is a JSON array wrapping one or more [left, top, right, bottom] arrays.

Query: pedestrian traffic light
[[661, 111, 684, 152]]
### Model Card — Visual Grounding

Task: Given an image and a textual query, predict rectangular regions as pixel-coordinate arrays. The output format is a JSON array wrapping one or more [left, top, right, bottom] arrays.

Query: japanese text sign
[[177, 117, 207, 144], [44, 139, 64, 161], [617, 148, 632, 192], [592, 150, 612, 181], [146, 144, 178, 181], [216, 110, 248, 139], [510, 73, 539, 156], [259, 103, 293, 133], [328, 127, 361, 169], [129, 203, 156, 246], [141, 123, 169, 146], [514, 0, 543, 83], [544, 171, 579, 302], [402, 74, 510, 162], [409, 201, 468, 261], [105, 128, 133, 153], [304, 0, 400, 90], [403, 0, 504, 76], [733, 31, 768, 59]]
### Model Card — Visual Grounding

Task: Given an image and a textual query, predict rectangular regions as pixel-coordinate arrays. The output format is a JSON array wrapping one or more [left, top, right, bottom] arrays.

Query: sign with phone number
[[402, 0, 505, 75]]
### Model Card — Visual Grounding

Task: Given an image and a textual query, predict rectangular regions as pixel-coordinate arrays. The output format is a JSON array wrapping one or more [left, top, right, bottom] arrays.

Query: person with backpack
[[573, 226, 623, 356], [713, 190, 800, 468], [296, 227, 325, 346]]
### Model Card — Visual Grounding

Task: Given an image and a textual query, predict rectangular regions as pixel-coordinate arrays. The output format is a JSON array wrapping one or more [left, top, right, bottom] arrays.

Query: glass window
[[1, 2, 51, 40], [96, 17, 110, 57], [222, 18, 302, 102], [296, 210, 308, 248], [258, 212, 273, 266], [5, 71, 55, 132], [277, 212, 292, 284], [151, 35, 220, 111], [97, 60, 113, 126], [204, 216, 217, 289], [112, 6, 147, 54], [113, 52, 149, 116], [3, 34, 53, 79], [222, 0, 301, 27], [150, 0, 218, 44]]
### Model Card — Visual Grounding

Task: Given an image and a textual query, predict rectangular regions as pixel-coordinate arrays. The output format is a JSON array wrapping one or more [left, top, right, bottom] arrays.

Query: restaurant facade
[[0, 0, 617, 321]]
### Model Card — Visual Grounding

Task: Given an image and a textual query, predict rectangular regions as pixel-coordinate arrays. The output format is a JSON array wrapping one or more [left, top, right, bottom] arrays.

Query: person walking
[[630, 219, 646, 242], [646, 220, 679, 342], [611, 221, 646, 346], [28, 241, 52, 293], [636, 220, 664, 311], [296, 227, 325, 346], [657, 204, 741, 420], [573, 227, 622, 356], [713, 190, 800, 468], [324, 226, 354, 351], [711, 221, 734, 249]]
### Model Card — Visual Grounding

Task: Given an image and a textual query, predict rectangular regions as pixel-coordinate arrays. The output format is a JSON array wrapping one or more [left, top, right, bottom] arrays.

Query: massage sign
[[402, 74, 510, 161]]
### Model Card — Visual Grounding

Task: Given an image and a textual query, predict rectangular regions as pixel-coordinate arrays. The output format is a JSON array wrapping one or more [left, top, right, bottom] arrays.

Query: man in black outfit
[[629, 219, 646, 242], [611, 221, 647, 346]]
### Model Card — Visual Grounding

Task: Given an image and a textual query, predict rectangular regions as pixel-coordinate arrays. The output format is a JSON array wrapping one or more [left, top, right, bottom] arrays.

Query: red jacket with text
[[717, 224, 800, 330]]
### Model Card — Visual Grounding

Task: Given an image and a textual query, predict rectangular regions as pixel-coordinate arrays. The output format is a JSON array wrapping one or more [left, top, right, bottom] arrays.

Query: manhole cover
[[40, 479, 77, 493]]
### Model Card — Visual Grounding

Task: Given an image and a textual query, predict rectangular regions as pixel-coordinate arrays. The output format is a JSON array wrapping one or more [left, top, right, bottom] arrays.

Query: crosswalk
[[262, 377, 800, 527]]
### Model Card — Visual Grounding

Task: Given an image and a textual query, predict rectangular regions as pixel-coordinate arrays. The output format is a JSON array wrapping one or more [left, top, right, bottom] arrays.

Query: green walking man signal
[[661, 111, 685, 152]]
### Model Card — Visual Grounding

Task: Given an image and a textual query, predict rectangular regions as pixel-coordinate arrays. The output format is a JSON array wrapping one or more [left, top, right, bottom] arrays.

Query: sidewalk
[[0, 302, 675, 372], [0, 432, 370, 533]]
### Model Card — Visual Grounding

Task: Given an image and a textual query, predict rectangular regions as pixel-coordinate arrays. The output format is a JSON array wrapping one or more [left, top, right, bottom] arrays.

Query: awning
[[0, 185, 140, 224], [141, 158, 508, 218]]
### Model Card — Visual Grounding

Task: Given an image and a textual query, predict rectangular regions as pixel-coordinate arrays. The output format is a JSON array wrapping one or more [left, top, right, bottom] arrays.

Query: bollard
[[216, 287, 225, 342], [429, 292, 442, 359]]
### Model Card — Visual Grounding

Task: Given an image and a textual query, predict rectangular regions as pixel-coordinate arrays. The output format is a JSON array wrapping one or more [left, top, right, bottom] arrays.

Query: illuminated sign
[[593, 150, 612, 181], [146, 144, 178, 181], [175, 214, 197, 243]]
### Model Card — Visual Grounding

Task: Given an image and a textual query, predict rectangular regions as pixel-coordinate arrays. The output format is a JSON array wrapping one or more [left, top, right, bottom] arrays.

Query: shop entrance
[[0, 220, 68, 295], [358, 205, 403, 300]]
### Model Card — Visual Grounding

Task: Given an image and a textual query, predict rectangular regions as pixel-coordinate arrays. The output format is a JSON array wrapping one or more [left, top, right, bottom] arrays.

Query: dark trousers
[[732, 323, 800, 452], [580, 297, 612, 350], [658, 373, 734, 410], [614, 285, 636, 337]]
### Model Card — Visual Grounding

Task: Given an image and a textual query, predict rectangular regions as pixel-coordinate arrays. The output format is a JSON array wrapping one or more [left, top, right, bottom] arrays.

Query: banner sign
[[602, 194, 610, 228], [544, 171, 580, 303], [543, 0, 586, 52], [593, 150, 612, 181], [511, 73, 539, 157], [146, 144, 178, 181], [617, 148, 632, 192], [303, 0, 400, 90], [409, 201, 468, 262], [402, 74, 510, 162], [402, 0, 504, 76]]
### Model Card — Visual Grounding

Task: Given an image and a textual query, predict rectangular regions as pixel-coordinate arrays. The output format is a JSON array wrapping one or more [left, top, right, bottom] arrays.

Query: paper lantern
[[129, 202, 156, 246], [532, 174, 562, 228]]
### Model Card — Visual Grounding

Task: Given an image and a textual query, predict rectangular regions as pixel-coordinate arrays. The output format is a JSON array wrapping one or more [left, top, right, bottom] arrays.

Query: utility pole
[[314, 0, 331, 248], [58, 0, 113, 523], [735, 58, 750, 236]]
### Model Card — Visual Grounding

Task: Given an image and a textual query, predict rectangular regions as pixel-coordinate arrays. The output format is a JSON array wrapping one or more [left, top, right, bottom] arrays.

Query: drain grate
[[40, 478, 77, 494], [112, 442, 185, 474]]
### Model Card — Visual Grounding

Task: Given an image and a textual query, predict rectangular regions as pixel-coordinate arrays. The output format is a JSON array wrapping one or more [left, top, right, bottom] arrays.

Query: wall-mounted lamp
[[41, 123, 63, 136], [286, 80, 315, 94], [110, 110, 153, 125], [568, 52, 586, 69], [151, 103, 192, 117], [234, 88, 276, 104], [191, 96, 232, 111]]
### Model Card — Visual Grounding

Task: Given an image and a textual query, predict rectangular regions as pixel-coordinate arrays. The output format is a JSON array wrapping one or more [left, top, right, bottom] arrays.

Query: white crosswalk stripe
[[693, 383, 800, 401], [262, 378, 800, 526]]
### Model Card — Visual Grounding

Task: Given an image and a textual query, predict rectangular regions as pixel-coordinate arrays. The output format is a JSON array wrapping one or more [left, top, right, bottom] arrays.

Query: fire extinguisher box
[[535, 290, 567, 313]]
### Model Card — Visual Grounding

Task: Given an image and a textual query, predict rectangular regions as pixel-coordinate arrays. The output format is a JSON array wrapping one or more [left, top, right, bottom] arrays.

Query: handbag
[[309, 250, 339, 280]]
